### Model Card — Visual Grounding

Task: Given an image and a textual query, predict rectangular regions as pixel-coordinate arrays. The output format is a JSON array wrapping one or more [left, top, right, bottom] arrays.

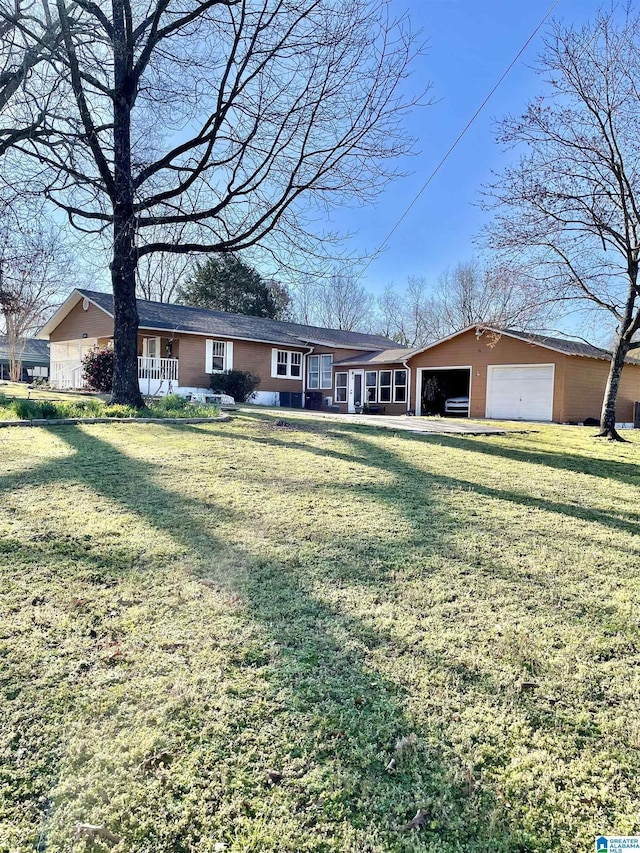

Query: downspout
[[403, 358, 412, 416]]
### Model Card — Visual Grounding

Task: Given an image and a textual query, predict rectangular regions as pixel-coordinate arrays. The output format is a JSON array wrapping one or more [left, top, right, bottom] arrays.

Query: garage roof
[[379, 326, 639, 365]]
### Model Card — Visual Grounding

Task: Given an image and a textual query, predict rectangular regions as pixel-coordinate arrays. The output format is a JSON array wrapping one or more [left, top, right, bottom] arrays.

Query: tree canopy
[[177, 255, 290, 319]]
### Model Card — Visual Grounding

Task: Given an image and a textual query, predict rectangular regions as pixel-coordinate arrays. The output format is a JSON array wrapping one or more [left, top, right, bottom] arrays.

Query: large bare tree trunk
[[111, 212, 142, 407], [110, 0, 143, 408], [597, 335, 631, 441]]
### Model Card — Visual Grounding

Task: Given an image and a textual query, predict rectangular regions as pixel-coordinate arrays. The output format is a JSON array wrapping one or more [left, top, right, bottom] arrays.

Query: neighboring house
[[0, 336, 50, 381], [38, 289, 640, 424]]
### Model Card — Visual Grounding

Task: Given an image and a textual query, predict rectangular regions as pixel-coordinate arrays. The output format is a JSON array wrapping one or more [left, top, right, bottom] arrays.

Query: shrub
[[210, 369, 260, 402], [151, 393, 189, 413], [12, 399, 41, 420], [82, 346, 114, 392]]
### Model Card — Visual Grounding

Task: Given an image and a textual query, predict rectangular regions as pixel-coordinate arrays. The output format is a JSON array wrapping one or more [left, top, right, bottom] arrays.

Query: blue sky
[[330, 0, 606, 296]]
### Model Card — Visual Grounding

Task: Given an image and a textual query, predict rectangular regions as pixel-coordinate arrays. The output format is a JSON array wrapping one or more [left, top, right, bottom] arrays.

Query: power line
[[358, 0, 562, 281]]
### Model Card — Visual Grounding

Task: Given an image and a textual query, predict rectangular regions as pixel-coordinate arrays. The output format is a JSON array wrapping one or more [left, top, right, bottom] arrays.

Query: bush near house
[[82, 345, 114, 393], [210, 368, 260, 402]]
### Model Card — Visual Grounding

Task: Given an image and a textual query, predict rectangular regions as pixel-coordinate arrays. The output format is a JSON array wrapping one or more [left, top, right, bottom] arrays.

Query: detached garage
[[410, 327, 640, 425]]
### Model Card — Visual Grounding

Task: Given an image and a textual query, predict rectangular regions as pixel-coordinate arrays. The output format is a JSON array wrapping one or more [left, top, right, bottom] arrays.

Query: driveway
[[240, 407, 508, 435]]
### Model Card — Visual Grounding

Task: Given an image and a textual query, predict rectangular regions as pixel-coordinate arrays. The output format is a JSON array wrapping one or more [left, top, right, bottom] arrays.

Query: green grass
[[0, 412, 639, 852], [0, 388, 218, 420]]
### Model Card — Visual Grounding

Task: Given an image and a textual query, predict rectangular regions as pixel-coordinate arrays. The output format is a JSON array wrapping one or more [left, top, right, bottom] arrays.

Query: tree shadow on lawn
[[0, 424, 532, 852], [237, 407, 640, 485], [390, 428, 640, 487], [202, 421, 640, 539]]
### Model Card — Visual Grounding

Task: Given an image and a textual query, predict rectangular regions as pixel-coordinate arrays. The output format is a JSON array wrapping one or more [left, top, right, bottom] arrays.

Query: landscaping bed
[[0, 390, 220, 423]]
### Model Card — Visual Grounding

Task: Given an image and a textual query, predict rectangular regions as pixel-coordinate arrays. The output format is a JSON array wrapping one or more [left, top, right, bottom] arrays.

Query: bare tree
[[380, 276, 441, 347], [376, 262, 552, 347], [434, 261, 552, 335], [5, 0, 424, 406], [136, 253, 192, 304], [486, 8, 640, 440], [0, 201, 68, 380], [290, 269, 374, 330], [0, 0, 63, 158]]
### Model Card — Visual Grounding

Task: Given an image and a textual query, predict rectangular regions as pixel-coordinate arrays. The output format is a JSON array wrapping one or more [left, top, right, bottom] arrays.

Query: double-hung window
[[379, 370, 392, 402], [271, 349, 302, 379], [365, 371, 377, 403], [394, 370, 407, 403], [335, 372, 347, 403], [206, 340, 233, 373], [307, 354, 333, 389]]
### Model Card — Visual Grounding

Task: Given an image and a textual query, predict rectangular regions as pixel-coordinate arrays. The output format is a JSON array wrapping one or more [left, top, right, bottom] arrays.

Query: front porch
[[49, 345, 179, 393], [137, 356, 179, 396]]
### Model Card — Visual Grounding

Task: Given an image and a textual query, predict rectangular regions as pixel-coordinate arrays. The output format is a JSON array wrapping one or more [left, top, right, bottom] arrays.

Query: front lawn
[[1, 413, 639, 852]]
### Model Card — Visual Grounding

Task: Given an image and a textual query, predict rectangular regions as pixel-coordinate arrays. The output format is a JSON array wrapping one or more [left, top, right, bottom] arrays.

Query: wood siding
[[409, 329, 567, 421], [408, 328, 640, 423], [49, 300, 114, 342], [562, 357, 640, 423], [175, 334, 307, 392]]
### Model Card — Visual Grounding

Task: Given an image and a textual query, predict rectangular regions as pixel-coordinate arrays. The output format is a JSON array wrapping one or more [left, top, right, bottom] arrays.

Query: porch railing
[[50, 360, 86, 389], [137, 356, 179, 382]]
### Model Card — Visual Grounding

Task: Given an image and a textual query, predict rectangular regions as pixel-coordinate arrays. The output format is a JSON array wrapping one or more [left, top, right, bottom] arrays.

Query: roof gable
[[405, 325, 636, 364]]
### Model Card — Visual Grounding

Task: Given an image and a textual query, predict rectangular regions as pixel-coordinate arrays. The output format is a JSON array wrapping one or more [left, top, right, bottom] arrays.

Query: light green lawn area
[[1, 412, 639, 852]]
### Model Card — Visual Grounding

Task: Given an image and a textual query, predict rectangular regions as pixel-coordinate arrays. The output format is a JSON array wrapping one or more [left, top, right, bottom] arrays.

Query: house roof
[[39, 288, 401, 351], [388, 325, 640, 365], [0, 336, 50, 365], [334, 348, 412, 366], [495, 328, 628, 361]]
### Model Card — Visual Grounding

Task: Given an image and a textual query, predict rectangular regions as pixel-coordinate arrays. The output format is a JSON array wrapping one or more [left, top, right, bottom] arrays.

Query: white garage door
[[486, 364, 554, 421]]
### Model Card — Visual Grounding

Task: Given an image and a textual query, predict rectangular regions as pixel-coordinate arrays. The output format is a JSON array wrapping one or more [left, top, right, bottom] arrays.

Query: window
[[271, 348, 302, 379], [211, 341, 226, 371], [276, 350, 288, 376], [365, 371, 377, 403], [206, 340, 233, 373], [320, 354, 333, 388], [308, 355, 319, 388], [379, 370, 392, 402], [394, 369, 407, 403], [308, 354, 333, 389], [335, 372, 347, 403]]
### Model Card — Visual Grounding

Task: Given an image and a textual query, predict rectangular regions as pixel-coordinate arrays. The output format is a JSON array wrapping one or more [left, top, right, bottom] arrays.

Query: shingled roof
[[495, 328, 640, 363], [76, 289, 401, 351], [334, 348, 412, 366], [0, 336, 50, 364]]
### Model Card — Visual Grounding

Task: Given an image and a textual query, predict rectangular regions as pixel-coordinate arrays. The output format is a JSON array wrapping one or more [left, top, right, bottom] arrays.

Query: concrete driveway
[[241, 407, 508, 435]]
